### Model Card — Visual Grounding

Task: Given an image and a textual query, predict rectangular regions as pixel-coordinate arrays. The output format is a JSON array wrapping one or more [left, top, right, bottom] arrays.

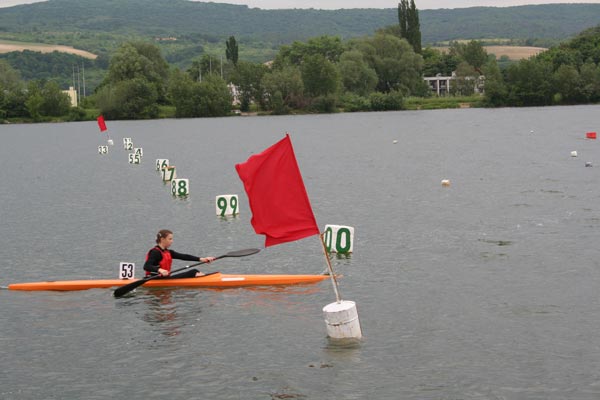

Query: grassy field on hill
[[432, 45, 546, 61], [0, 39, 97, 59]]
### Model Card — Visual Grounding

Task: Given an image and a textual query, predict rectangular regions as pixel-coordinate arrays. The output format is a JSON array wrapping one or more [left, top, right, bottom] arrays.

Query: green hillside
[[0, 0, 599, 46], [421, 4, 600, 43], [0, 0, 395, 43], [2, 0, 600, 95]]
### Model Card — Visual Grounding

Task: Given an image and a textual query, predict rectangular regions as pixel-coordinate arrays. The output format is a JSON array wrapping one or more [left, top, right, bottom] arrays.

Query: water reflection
[[141, 290, 181, 337], [333, 253, 352, 261], [323, 337, 363, 351]]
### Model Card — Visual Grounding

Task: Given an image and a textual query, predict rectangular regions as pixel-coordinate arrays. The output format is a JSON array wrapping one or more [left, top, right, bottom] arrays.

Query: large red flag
[[235, 134, 319, 247], [97, 115, 107, 132]]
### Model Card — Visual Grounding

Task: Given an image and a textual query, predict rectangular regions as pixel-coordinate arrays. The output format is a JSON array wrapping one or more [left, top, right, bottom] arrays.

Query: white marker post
[[128, 153, 141, 164], [156, 159, 169, 171], [171, 179, 190, 197], [215, 194, 239, 216], [323, 225, 354, 254], [162, 166, 176, 181]]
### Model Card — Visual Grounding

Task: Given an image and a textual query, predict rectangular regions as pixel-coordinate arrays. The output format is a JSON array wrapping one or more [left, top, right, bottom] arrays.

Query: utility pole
[[82, 63, 86, 98], [76, 64, 81, 106]]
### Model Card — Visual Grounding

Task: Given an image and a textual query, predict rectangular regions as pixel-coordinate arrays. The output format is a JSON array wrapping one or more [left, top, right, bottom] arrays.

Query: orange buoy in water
[[586, 132, 596, 139]]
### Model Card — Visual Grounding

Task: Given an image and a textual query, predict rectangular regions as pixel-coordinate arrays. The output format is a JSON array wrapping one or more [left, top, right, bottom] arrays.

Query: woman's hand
[[157, 268, 169, 277], [200, 257, 216, 263]]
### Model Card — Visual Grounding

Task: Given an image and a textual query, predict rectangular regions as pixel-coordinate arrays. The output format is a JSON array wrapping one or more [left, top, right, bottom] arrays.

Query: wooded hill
[[0, 0, 599, 46]]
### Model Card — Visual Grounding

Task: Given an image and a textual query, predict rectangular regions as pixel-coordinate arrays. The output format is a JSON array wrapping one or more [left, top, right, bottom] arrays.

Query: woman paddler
[[143, 229, 215, 278]]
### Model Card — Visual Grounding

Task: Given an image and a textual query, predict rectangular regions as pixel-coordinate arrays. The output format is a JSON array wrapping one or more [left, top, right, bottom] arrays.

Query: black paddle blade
[[221, 248, 261, 258], [113, 276, 152, 298]]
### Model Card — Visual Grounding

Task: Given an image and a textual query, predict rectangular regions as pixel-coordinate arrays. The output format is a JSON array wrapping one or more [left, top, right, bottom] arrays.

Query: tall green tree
[[0, 59, 21, 91], [226, 36, 239, 66], [482, 59, 507, 107], [273, 36, 344, 68], [22, 80, 70, 120], [422, 47, 459, 76], [407, 0, 422, 54], [95, 78, 159, 119], [352, 33, 424, 94], [261, 65, 305, 110], [0, 60, 24, 118], [167, 69, 197, 117], [505, 59, 554, 106], [104, 41, 169, 103], [167, 70, 231, 118], [229, 61, 268, 111], [553, 64, 582, 103], [39, 81, 71, 116], [1, 86, 27, 119], [451, 62, 478, 95], [450, 40, 488, 74], [397, 0, 421, 54], [25, 82, 44, 121], [196, 73, 233, 117], [398, 0, 408, 39], [579, 62, 600, 102], [338, 50, 378, 96], [301, 54, 340, 98]]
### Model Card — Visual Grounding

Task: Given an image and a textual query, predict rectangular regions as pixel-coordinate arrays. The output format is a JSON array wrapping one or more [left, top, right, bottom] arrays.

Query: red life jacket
[[145, 246, 172, 276]]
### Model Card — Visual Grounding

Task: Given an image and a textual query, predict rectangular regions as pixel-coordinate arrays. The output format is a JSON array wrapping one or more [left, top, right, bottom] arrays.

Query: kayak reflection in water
[[143, 229, 215, 278]]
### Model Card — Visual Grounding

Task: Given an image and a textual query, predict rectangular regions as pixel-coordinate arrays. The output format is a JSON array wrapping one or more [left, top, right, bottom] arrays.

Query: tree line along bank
[[1, 3, 600, 122]]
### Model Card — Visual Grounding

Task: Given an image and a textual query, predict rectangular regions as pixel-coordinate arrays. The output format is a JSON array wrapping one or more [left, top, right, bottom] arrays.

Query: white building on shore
[[62, 86, 78, 107]]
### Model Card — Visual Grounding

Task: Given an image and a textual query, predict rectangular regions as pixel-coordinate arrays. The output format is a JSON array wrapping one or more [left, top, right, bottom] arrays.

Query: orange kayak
[[8, 272, 329, 291]]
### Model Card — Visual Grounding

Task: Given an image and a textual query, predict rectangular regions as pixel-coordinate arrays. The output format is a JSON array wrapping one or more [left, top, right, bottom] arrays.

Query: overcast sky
[[1, 0, 600, 9]]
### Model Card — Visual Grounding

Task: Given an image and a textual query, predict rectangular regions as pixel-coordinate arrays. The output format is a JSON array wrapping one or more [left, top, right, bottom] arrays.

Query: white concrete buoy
[[571, 151, 578, 157], [393, 140, 398, 144], [323, 300, 362, 340], [441, 179, 451, 187]]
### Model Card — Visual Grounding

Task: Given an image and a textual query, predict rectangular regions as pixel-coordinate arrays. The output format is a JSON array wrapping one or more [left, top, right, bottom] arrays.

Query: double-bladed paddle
[[113, 248, 260, 298]]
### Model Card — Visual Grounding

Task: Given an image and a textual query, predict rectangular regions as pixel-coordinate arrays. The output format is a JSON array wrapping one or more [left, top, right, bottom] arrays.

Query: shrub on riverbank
[[404, 95, 483, 110]]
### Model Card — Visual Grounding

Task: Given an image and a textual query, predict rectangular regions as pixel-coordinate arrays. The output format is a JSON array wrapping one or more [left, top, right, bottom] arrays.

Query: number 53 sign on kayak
[[119, 262, 135, 279]]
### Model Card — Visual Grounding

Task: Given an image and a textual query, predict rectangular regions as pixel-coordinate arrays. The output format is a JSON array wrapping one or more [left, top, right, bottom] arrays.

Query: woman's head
[[156, 229, 174, 247]]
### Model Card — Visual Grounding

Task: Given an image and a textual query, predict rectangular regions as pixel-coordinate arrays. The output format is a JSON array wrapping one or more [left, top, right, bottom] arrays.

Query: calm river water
[[2, 105, 600, 399]]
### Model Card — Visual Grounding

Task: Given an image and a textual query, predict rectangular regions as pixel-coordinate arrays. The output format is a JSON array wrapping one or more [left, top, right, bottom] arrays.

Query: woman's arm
[[169, 249, 201, 262]]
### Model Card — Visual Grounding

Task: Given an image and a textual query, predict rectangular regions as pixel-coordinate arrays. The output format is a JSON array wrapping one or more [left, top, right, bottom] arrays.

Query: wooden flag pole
[[320, 232, 341, 303]]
